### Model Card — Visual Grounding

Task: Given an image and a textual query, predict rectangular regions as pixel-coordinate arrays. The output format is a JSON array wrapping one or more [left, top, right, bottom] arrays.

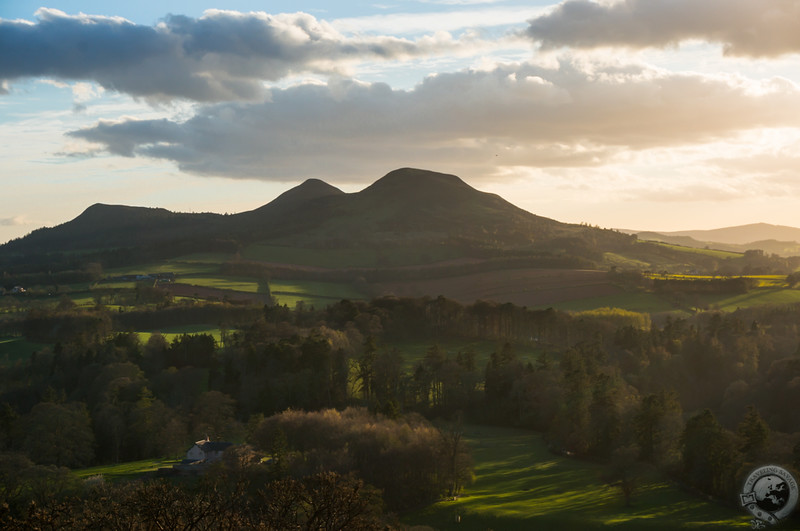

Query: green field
[[696, 288, 800, 312], [179, 275, 266, 294], [270, 279, 366, 308], [650, 242, 742, 260], [137, 324, 224, 344], [406, 425, 749, 530], [0, 337, 47, 365], [73, 457, 180, 482], [542, 291, 681, 314], [106, 260, 220, 277], [244, 243, 462, 268]]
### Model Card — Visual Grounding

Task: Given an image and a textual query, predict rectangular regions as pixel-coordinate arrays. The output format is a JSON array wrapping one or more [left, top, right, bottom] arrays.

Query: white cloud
[[526, 0, 800, 57], [66, 58, 800, 185]]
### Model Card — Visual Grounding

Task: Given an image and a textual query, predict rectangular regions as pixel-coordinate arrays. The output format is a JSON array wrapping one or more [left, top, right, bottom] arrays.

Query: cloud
[[526, 0, 800, 57], [0, 215, 30, 227], [66, 58, 800, 182], [0, 8, 480, 102]]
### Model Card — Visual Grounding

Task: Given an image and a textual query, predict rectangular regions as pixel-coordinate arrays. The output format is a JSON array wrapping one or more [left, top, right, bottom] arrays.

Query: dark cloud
[[0, 8, 468, 101], [526, 0, 800, 57], [67, 59, 800, 181]]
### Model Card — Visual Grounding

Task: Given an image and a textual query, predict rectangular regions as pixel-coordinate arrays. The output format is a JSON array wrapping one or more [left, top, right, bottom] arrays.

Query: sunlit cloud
[[526, 0, 800, 58], [66, 58, 800, 184]]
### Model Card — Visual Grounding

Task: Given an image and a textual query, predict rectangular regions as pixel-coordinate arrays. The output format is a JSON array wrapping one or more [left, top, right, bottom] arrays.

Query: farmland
[[243, 243, 461, 268], [270, 279, 366, 308], [375, 268, 622, 308], [406, 425, 749, 530]]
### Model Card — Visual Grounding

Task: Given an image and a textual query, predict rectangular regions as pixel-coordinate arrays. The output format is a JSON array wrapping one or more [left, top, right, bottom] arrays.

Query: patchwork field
[[406, 425, 750, 530]]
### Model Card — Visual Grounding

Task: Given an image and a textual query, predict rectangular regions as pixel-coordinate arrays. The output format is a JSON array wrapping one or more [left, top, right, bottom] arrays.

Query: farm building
[[184, 438, 233, 464], [170, 438, 234, 474]]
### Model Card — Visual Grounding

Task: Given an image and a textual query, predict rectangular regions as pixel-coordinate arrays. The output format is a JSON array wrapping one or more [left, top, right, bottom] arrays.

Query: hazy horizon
[[3, 0, 800, 243]]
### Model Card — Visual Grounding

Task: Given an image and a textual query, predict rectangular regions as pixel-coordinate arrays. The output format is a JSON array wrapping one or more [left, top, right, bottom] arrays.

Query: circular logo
[[740, 465, 798, 527]]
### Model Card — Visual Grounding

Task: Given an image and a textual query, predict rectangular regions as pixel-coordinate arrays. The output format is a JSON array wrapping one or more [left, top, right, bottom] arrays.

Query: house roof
[[195, 440, 233, 453]]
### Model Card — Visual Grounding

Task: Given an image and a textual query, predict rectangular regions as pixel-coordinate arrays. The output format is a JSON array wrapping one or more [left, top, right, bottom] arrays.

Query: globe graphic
[[753, 475, 790, 512]]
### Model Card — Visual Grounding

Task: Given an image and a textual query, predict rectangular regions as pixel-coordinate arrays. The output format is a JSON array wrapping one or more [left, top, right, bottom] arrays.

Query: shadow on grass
[[405, 425, 750, 530]]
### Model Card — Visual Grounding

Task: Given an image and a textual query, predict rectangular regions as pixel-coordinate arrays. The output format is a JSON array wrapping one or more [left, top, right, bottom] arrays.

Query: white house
[[184, 438, 233, 464]]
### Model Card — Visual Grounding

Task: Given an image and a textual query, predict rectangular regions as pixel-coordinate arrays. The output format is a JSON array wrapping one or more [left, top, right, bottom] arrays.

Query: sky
[[3, 0, 800, 244]]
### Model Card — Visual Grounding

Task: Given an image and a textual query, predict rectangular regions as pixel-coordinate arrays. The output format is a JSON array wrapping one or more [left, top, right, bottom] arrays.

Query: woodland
[[1, 293, 799, 527]]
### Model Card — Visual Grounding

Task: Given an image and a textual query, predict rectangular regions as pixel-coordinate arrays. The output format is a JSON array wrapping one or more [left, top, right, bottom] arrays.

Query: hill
[[630, 224, 800, 257], [2, 168, 795, 282], [0, 168, 634, 268]]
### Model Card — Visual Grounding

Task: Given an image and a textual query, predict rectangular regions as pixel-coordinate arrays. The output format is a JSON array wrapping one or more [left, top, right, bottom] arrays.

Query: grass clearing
[[137, 324, 223, 344], [0, 337, 48, 365], [406, 425, 749, 529], [73, 458, 180, 482]]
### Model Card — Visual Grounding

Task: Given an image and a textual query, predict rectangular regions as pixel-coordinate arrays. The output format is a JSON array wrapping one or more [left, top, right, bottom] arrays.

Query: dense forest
[[2, 295, 800, 526]]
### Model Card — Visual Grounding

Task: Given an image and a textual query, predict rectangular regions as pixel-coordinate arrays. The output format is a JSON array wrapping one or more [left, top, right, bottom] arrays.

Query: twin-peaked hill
[[1, 168, 636, 271]]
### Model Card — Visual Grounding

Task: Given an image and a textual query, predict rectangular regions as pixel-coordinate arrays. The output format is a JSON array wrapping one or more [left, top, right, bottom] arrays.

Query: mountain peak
[[266, 178, 344, 208], [359, 168, 476, 203], [368, 167, 469, 189]]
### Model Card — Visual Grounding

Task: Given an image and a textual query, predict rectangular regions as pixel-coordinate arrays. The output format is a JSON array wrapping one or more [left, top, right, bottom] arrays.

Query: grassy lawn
[[405, 425, 749, 530], [73, 457, 181, 482], [0, 337, 48, 365]]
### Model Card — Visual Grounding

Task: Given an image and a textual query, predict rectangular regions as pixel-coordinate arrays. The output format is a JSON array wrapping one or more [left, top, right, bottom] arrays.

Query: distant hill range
[[625, 224, 800, 257], [0, 168, 631, 267], [1, 168, 797, 278]]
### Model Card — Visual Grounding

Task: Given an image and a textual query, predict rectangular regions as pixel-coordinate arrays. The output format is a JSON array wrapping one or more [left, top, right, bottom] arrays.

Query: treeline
[[1, 455, 387, 529], [4, 295, 800, 507], [250, 408, 472, 509]]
